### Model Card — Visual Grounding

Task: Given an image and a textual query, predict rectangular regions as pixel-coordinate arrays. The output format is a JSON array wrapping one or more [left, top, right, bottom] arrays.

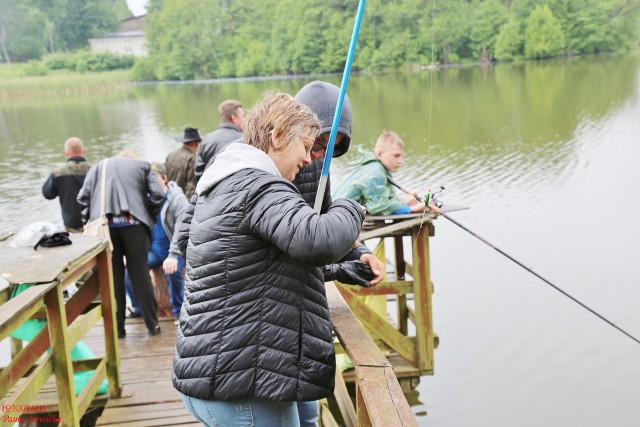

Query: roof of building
[[90, 30, 144, 40]]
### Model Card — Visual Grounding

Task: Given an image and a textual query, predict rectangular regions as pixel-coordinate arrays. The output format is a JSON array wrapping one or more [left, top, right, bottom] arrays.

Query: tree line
[[134, 0, 640, 80], [1, 0, 638, 81], [0, 0, 130, 64]]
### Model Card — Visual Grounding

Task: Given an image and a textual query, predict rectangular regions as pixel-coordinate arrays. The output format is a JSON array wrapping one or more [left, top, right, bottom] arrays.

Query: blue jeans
[[297, 401, 319, 427], [168, 255, 185, 315], [181, 393, 300, 427], [125, 253, 186, 316]]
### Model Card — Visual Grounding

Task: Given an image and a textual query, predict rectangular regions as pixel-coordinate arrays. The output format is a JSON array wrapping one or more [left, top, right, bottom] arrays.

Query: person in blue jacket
[[125, 162, 190, 322]]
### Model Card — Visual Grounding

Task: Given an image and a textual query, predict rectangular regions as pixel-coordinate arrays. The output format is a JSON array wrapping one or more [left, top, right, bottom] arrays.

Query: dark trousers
[[110, 225, 159, 333]]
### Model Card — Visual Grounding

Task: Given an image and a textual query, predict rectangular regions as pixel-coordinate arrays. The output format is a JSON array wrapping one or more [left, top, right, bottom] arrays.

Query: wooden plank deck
[[82, 317, 199, 427]]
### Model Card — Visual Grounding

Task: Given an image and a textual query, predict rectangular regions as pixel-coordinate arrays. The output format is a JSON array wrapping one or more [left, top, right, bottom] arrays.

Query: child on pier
[[334, 130, 438, 215]]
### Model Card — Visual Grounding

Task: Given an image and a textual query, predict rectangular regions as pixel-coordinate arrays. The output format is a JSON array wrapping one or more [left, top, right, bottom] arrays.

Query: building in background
[[89, 15, 147, 56]]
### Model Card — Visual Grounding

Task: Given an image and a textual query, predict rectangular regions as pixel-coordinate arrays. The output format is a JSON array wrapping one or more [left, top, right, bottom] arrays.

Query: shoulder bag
[[83, 158, 113, 250]]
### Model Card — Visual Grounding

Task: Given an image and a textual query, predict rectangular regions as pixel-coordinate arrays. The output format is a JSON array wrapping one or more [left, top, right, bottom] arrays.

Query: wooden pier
[[0, 215, 437, 426], [87, 318, 197, 427]]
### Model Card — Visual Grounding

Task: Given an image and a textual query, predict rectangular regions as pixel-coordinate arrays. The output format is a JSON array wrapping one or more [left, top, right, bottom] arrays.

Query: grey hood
[[195, 143, 281, 195], [294, 80, 352, 157]]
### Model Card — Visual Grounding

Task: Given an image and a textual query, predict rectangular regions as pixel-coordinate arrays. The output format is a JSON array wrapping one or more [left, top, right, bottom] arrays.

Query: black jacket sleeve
[[246, 178, 364, 267], [42, 173, 58, 200], [176, 194, 197, 256]]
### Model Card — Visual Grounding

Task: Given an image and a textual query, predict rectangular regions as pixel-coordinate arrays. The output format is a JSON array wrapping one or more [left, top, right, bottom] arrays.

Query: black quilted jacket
[[172, 168, 364, 402]]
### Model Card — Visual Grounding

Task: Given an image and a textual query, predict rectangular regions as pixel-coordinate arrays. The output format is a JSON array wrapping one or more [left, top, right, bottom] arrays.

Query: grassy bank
[[0, 65, 132, 99]]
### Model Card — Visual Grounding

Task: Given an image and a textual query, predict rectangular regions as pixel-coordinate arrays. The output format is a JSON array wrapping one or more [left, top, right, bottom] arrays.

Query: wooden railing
[[325, 282, 418, 427], [0, 235, 121, 427], [342, 215, 437, 377]]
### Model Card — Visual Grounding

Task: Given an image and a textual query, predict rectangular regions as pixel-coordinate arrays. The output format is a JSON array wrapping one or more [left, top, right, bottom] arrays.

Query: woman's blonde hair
[[244, 91, 320, 154]]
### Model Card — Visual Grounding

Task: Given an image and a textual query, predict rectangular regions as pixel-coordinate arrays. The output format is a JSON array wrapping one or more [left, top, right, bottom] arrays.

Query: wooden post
[[333, 369, 357, 427], [355, 381, 373, 427], [97, 249, 122, 398], [394, 236, 408, 335], [44, 285, 80, 427], [150, 266, 173, 318], [411, 224, 434, 373]]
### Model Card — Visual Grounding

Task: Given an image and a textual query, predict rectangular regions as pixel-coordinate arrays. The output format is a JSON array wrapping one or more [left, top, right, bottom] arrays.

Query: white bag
[[83, 216, 111, 248], [83, 158, 113, 250], [9, 221, 65, 248]]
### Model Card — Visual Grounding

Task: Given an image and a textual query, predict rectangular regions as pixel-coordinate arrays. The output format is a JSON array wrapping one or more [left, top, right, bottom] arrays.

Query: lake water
[[1, 54, 639, 426]]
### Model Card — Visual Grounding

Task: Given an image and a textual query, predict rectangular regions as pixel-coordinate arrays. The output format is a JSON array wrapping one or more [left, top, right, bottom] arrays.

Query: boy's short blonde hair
[[244, 91, 320, 155], [374, 130, 404, 152]]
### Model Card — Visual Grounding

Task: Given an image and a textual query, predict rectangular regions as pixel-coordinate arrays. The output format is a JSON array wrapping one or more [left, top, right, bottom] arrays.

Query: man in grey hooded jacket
[[293, 81, 385, 288], [78, 153, 164, 337]]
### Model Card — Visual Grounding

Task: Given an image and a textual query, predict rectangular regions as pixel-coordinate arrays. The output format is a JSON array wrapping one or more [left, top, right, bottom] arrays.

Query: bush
[[22, 61, 49, 76], [496, 18, 523, 61], [130, 56, 158, 81], [42, 51, 135, 73], [42, 53, 73, 70], [524, 5, 565, 59]]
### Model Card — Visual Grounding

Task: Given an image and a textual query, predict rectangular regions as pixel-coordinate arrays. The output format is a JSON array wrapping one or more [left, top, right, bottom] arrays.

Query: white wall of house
[[89, 15, 147, 57], [89, 34, 147, 56]]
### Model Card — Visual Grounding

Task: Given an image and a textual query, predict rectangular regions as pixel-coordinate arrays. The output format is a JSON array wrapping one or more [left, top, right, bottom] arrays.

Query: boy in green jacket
[[334, 130, 436, 215]]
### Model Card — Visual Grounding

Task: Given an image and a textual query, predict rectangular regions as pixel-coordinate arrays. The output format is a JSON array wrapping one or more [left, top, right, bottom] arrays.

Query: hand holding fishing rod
[[388, 176, 443, 215], [388, 176, 640, 345]]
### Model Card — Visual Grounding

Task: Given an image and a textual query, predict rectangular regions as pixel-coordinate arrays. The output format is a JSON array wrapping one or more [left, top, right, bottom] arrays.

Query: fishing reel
[[430, 186, 445, 208]]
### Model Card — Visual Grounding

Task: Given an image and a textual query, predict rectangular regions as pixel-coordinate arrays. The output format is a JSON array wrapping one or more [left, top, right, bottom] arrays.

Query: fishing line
[[411, 0, 438, 251], [428, 0, 436, 161], [388, 176, 640, 345]]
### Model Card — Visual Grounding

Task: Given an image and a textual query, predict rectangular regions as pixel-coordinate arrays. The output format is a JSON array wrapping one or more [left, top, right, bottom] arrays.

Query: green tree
[[53, 0, 119, 51], [145, 0, 231, 79], [605, 0, 640, 51], [0, 1, 47, 62], [495, 16, 523, 60], [113, 0, 133, 21], [524, 4, 565, 59], [431, 0, 472, 64], [548, 0, 615, 54], [469, 0, 507, 62]]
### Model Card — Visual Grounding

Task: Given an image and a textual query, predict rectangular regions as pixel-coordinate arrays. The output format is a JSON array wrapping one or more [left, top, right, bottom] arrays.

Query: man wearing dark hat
[[166, 127, 201, 199]]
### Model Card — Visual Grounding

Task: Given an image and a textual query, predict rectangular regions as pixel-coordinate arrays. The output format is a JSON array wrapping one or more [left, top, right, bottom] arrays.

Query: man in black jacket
[[42, 137, 91, 233], [194, 99, 244, 183]]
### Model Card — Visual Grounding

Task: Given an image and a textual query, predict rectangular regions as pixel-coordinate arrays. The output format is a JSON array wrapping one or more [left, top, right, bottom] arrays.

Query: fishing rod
[[387, 175, 640, 345], [314, 0, 366, 213]]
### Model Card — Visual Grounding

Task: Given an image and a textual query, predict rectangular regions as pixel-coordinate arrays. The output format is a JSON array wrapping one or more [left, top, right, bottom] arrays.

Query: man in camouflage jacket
[[166, 127, 201, 199]]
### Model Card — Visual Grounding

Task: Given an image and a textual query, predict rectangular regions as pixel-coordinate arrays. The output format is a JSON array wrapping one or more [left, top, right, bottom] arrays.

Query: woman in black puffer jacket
[[173, 91, 365, 426]]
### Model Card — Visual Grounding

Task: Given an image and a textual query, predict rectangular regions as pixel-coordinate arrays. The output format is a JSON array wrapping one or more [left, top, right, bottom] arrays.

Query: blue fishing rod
[[388, 176, 640, 345], [314, 0, 366, 213]]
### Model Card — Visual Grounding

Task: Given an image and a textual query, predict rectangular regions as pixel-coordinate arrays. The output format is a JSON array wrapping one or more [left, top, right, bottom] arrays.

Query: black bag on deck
[[34, 232, 72, 250]]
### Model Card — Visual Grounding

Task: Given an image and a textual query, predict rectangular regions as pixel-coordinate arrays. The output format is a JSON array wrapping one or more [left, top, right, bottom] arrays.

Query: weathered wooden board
[[94, 317, 197, 426], [0, 234, 105, 285]]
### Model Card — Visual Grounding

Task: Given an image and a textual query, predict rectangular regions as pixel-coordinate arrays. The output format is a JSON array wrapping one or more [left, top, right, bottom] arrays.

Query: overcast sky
[[126, 0, 148, 16]]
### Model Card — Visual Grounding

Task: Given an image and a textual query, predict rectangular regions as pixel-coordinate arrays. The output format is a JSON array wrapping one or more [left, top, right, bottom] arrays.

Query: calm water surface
[[1, 54, 639, 426]]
